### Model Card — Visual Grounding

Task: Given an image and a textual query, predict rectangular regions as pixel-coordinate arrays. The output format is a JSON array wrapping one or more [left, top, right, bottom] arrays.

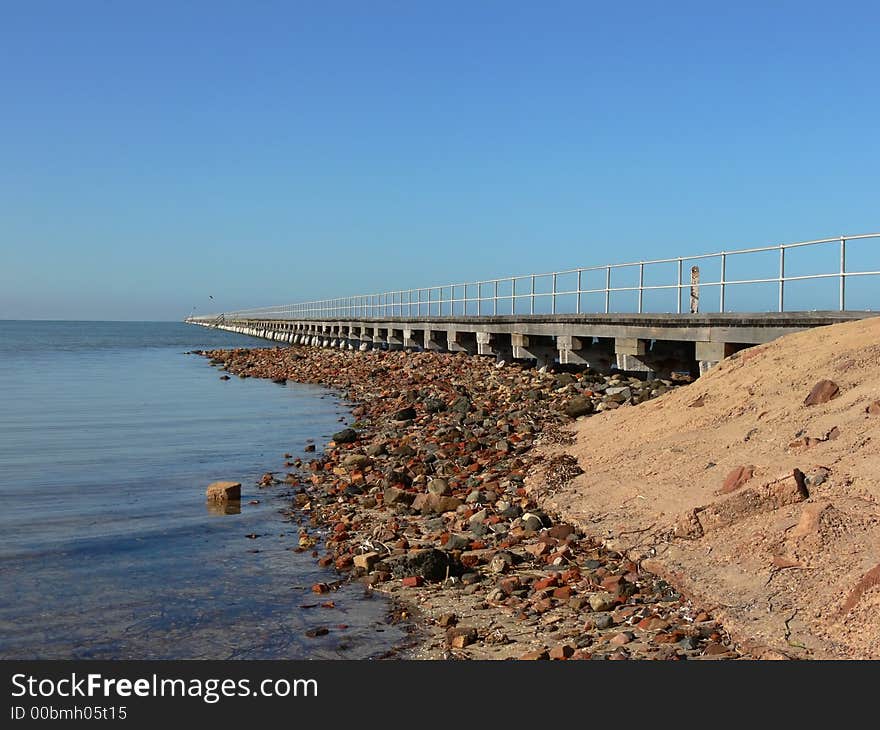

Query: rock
[[411, 493, 463, 515], [549, 644, 575, 660], [206, 481, 241, 502], [423, 398, 446, 413], [519, 649, 550, 660], [353, 552, 380, 571], [219, 374, 231, 380], [311, 583, 331, 594], [609, 631, 633, 646], [384, 487, 415, 506], [438, 613, 457, 628], [589, 613, 614, 630], [720, 465, 755, 494], [304, 628, 329, 638], [637, 617, 669, 631], [393, 407, 417, 421], [366, 441, 387, 457], [605, 386, 632, 400], [332, 428, 359, 444], [468, 509, 489, 530], [447, 627, 477, 649], [304, 444, 316, 452], [386, 548, 462, 582], [525, 542, 552, 558], [589, 592, 616, 612], [521, 512, 546, 531], [555, 373, 577, 388], [427, 478, 451, 496], [808, 467, 831, 487], [441, 533, 470, 552], [488, 551, 516, 573], [703, 642, 730, 656], [402, 576, 424, 588], [804, 379, 839, 406], [563, 396, 594, 418], [867, 400, 880, 416], [547, 524, 575, 540], [791, 501, 834, 538], [343, 454, 370, 470]]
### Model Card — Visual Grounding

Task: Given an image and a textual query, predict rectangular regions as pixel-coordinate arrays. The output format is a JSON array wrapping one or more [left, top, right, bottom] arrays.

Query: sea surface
[[0, 321, 404, 659]]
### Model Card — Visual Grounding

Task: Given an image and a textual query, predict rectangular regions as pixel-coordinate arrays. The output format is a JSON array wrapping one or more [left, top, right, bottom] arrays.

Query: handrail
[[189, 233, 879, 320]]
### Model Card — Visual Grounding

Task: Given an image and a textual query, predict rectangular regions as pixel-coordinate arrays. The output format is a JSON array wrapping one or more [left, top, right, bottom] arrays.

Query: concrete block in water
[[206, 481, 242, 502]]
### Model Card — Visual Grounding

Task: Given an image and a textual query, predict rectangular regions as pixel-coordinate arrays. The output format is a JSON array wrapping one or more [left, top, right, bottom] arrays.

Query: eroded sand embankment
[[530, 315, 880, 659]]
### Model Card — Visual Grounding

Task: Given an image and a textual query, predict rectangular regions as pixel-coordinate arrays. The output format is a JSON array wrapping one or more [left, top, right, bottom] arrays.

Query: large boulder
[[386, 548, 463, 582], [563, 396, 594, 418], [332, 428, 359, 444]]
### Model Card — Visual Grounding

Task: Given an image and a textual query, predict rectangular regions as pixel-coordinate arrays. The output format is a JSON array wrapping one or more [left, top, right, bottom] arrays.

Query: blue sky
[[1, 1, 878, 320]]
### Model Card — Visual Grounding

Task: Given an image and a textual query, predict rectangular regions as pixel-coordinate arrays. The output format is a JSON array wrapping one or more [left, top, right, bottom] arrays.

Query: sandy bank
[[530, 315, 880, 659]]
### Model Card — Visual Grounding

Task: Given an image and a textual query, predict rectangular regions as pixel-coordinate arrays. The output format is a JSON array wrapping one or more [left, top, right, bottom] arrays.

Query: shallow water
[[0, 321, 403, 659]]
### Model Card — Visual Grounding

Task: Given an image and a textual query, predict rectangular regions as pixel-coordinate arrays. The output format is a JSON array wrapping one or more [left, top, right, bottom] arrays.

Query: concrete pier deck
[[187, 311, 877, 376]]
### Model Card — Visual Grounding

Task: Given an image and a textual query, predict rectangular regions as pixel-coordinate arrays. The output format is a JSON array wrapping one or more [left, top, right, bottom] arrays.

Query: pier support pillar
[[477, 332, 513, 361], [403, 328, 424, 349], [446, 330, 478, 355], [424, 329, 447, 352], [615, 338, 655, 377], [511, 333, 556, 368], [557, 336, 614, 371], [387, 328, 405, 351], [695, 341, 741, 375]]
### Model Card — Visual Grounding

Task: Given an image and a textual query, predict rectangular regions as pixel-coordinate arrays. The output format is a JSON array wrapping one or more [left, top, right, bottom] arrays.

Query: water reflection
[[206, 500, 241, 516]]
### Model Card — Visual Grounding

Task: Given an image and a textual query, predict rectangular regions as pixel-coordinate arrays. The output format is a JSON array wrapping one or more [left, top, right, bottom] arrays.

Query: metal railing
[[193, 233, 879, 321]]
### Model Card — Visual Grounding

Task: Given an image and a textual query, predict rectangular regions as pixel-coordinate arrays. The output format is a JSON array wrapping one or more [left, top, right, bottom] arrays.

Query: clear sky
[[2, 1, 878, 320]]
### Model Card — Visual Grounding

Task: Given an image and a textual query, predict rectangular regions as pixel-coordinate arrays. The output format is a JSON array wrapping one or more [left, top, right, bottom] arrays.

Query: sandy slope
[[529, 315, 880, 658]]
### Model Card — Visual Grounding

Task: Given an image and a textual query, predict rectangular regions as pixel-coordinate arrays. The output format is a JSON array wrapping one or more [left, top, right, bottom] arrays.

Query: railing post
[[511, 278, 516, 314], [576, 269, 582, 314], [677, 258, 683, 314], [552, 273, 557, 314], [840, 236, 847, 310], [778, 247, 785, 312], [493, 281, 498, 315], [530, 275, 535, 315], [719, 252, 726, 313], [604, 266, 611, 314], [638, 262, 644, 314]]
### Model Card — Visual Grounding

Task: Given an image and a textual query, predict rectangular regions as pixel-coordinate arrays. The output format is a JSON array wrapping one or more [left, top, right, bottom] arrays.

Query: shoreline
[[198, 345, 748, 660]]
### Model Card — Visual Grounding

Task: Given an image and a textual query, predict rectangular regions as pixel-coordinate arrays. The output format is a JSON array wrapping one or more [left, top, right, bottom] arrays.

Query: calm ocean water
[[0, 321, 403, 659]]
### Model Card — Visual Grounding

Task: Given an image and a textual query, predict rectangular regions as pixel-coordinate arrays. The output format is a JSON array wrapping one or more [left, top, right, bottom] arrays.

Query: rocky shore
[[196, 345, 743, 660]]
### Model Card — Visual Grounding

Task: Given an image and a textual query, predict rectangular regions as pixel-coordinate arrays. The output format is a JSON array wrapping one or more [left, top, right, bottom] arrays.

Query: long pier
[[187, 233, 879, 377], [187, 311, 873, 376]]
